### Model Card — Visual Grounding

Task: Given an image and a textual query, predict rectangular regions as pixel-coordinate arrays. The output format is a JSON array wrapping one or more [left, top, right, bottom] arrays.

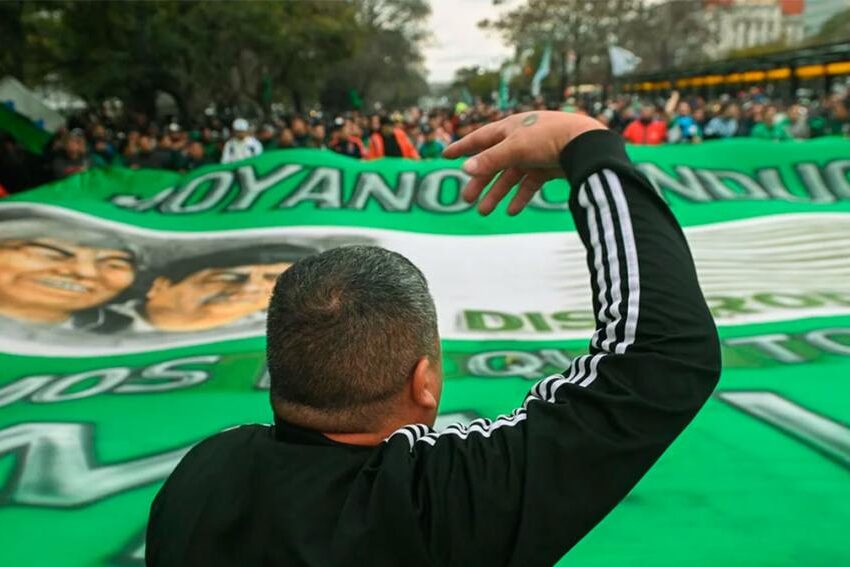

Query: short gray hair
[[266, 245, 439, 430]]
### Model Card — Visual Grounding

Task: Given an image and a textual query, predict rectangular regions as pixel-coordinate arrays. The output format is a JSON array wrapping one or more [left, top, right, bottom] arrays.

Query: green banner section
[[1, 141, 849, 565], [0, 103, 51, 154]]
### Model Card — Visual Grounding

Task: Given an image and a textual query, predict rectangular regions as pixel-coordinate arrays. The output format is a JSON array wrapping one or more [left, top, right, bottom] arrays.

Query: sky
[[423, 0, 515, 84], [421, 0, 673, 83]]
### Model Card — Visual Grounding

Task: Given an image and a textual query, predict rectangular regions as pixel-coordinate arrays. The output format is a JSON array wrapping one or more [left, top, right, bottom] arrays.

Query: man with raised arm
[[147, 112, 721, 566]]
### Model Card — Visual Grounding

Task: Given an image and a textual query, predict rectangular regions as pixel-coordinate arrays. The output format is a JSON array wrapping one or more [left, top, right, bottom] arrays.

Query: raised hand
[[443, 111, 605, 216]]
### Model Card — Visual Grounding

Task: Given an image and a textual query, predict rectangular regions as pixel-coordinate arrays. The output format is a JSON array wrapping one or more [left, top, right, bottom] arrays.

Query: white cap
[[232, 118, 249, 132]]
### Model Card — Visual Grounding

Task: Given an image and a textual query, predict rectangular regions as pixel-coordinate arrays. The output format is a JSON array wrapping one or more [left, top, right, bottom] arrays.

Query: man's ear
[[410, 356, 439, 411]]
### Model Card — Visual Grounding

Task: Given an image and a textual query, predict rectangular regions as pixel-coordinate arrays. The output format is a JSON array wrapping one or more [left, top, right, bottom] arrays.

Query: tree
[[3, 0, 431, 117], [450, 66, 500, 102], [46, 1, 359, 116], [0, 1, 28, 80], [725, 40, 790, 60], [320, 0, 431, 111], [0, 1, 68, 85], [625, 0, 715, 72], [480, 0, 643, 93], [810, 7, 850, 44], [480, 0, 717, 90], [3, 1, 371, 117]]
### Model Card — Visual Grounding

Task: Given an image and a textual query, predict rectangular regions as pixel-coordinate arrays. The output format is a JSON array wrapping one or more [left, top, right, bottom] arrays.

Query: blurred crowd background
[[2, 0, 850, 195], [3, 87, 848, 195]]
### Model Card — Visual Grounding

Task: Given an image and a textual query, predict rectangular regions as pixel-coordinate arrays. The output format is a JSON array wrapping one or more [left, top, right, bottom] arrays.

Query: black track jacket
[[146, 129, 722, 567]]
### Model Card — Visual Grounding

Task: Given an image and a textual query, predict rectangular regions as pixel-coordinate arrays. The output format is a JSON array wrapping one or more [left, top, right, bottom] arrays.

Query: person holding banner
[[147, 111, 721, 566], [367, 115, 420, 159]]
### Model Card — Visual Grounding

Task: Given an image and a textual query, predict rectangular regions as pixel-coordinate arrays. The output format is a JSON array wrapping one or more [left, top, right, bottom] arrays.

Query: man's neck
[[275, 398, 434, 447], [322, 431, 390, 446], [323, 414, 415, 446]]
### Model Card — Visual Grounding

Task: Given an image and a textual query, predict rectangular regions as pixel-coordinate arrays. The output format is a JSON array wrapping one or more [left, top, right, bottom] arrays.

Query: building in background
[[704, 0, 806, 57]]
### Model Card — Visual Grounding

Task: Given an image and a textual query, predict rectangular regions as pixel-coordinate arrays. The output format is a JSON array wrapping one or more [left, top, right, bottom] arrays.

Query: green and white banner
[[1, 140, 849, 565]]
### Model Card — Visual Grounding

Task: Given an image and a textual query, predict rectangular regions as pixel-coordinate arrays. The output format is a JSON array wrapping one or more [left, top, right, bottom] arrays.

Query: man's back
[[147, 423, 430, 566], [148, 117, 720, 567]]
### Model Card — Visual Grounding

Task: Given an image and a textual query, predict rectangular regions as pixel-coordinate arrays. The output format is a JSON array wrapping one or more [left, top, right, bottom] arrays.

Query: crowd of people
[[2, 87, 850, 195], [615, 90, 849, 144]]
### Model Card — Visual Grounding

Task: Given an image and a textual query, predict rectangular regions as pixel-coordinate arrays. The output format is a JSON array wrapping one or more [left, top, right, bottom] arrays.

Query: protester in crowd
[[703, 102, 741, 140], [258, 124, 277, 150], [693, 106, 708, 132], [344, 116, 366, 152], [622, 104, 667, 145], [147, 110, 721, 566], [665, 92, 701, 144], [787, 104, 811, 139], [221, 118, 263, 163], [88, 123, 115, 166], [418, 125, 446, 159], [750, 105, 792, 141], [50, 129, 91, 178], [328, 117, 365, 159], [4, 88, 850, 195], [454, 114, 476, 140], [274, 128, 297, 150], [606, 97, 632, 132], [737, 101, 763, 136], [407, 121, 423, 148], [166, 123, 188, 153], [273, 127, 298, 150], [426, 112, 453, 146], [367, 115, 419, 159], [305, 119, 327, 149], [126, 133, 173, 169], [290, 115, 310, 147], [180, 141, 213, 171], [197, 126, 221, 160], [809, 95, 849, 137], [118, 130, 136, 166], [368, 113, 382, 138]]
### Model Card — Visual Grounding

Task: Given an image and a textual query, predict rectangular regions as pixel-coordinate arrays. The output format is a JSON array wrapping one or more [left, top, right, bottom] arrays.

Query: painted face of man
[[145, 262, 293, 332], [0, 238, 136, 323]]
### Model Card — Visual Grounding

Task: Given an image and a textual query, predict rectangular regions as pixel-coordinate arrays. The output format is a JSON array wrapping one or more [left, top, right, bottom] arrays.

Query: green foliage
[[321, 0, 431, 111], [3, 0, 430, 116], [725, 40, 791, 60], [0, 1, 66, 83], [450, 66, 501, 101], [480, 0, 644, 89], [629, 0, 715, 71], [811, 8, 850, 43], [480, 0, 714, 88]]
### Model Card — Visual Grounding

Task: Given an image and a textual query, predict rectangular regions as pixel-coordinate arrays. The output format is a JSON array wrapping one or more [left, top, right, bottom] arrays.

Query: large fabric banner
[[2, 139, 849, 565]]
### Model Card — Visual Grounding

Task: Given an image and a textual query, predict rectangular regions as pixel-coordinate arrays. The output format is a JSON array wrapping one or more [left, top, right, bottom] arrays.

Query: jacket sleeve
[[382, 129, 721, 566]]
